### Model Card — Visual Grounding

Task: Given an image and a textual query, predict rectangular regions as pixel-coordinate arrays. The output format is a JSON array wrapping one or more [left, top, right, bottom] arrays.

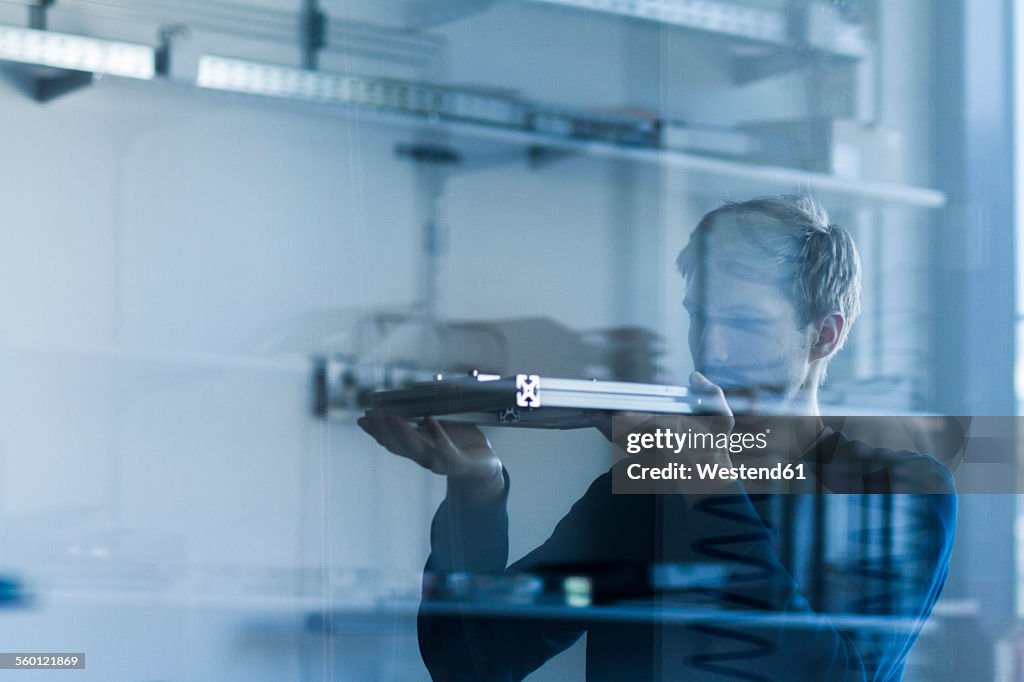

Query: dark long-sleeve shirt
[[418, 431, 957, 681]]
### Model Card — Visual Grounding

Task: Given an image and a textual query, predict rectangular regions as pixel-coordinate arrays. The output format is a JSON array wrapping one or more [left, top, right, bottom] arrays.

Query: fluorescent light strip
[[528, 0, 787, 43], [0, 25, 155, 79], [196, 55, 526, 127], [197, 56, 660, 146]]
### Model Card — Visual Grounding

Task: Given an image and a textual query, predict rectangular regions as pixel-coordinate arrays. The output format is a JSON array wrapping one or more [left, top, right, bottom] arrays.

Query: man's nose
[[695, 322, 730, 365]]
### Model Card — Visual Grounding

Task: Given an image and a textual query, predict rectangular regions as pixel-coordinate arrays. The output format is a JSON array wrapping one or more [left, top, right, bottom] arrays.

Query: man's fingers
[[359, 412, 500, 479], [690, 370, 722, 395], [361, 412, 436, 468], [436, 420, 488, 449], [371, 415, 417, 454], [421, 417, 459, 458], [357, 414, 392, 447], [690, 371, 731, 416]]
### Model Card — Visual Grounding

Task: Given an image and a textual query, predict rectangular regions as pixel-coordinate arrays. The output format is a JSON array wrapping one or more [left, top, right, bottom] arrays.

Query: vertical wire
[[333, 8, 372, 679]]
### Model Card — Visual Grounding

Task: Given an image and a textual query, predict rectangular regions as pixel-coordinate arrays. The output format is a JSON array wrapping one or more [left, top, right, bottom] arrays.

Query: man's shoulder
[[817, 432, 957, 495]]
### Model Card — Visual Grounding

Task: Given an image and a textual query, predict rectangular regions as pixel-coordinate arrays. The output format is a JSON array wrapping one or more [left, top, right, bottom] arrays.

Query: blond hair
[[677, 194, 862, 357]]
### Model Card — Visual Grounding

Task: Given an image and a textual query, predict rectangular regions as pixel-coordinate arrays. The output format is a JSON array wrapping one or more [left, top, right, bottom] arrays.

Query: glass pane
[[0, 1, 1013, 680]]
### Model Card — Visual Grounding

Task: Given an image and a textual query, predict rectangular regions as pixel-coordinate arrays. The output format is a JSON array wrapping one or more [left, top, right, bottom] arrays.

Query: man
[[360, 195, 956, 680]]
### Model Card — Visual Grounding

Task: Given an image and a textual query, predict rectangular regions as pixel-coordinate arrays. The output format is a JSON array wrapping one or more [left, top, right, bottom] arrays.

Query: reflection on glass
[[359, 196, 957, 681]]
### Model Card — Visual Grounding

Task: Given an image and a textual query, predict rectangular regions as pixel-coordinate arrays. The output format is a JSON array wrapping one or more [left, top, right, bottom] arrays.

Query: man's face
[[683, 241, 816, 404]]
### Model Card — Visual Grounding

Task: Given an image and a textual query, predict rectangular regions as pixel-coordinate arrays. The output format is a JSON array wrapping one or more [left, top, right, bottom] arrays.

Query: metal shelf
[[178, 51, 942, 210], [0, 340, 311, 374], [352, 109, 948, 210], [411, 0, 868, 61], [440, 119, 946, 208], [169, 76, 944, 211], [311, 599, 927, 635]]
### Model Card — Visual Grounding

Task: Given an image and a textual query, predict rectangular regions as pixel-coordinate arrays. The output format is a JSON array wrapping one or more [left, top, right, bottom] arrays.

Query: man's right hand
[[586, 371, 735, 445], [357, 412, 506, 502]]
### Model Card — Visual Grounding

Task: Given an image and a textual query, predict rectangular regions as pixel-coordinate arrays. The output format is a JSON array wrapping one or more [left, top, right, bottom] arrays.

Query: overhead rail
[[0, 0, 942, 208], [0, 0, 444, 64]]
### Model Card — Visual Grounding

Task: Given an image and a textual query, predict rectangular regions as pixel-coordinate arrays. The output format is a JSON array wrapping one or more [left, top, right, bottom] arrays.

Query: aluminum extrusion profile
[[362, 373, 696, 429]]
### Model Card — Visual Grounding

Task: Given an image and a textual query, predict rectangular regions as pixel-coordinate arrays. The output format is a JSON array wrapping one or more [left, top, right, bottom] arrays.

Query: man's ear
[[810, 313, 846, 362]]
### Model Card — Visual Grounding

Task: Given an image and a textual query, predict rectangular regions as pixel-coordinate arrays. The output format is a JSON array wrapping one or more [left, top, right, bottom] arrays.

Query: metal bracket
[[527, 144, 577, 169], [300, 0, 327, 70], [155, 25, 188, 78], [396, 142, 568, 174], [28, 0, 54, 30], [6, 1, 91, 102], [2, 65, 93, 103], [395, 143, 463, 166]]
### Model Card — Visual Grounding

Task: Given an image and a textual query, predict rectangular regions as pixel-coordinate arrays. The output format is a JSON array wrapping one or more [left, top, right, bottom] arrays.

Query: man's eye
[[726, 317, 768, 331]]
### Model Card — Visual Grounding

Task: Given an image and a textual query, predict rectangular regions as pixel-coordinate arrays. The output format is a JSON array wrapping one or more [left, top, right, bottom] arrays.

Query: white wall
[[0, 45, 636, 678]]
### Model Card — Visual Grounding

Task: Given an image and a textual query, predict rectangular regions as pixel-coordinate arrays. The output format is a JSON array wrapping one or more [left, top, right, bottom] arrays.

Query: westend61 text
[[626, 461, 806, 481]]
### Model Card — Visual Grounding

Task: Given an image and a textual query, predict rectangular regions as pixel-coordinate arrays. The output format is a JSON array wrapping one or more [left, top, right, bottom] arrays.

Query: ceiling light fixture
[[0, 25, 155, 79]]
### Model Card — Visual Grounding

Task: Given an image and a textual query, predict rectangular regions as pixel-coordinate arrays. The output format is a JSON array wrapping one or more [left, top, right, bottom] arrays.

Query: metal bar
[[354, 373, 697, 429]]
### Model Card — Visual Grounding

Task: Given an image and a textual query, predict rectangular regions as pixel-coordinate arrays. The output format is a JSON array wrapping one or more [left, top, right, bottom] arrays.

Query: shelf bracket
[[155, 25, 187, 78], [527, 144, 577, 169], [28, 0, 53, 30], [3, 1, 93, 103], [732, 48, 809, 85], [300, 0, 327, 71], [397, 140, 552, 174], [20, 69, 93, 102]]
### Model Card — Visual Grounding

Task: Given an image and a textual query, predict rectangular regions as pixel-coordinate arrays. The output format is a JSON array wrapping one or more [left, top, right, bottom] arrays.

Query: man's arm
[[418, 466, 607, 681], [420, 468, 511, 575], [359, 412, 593, 681]]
